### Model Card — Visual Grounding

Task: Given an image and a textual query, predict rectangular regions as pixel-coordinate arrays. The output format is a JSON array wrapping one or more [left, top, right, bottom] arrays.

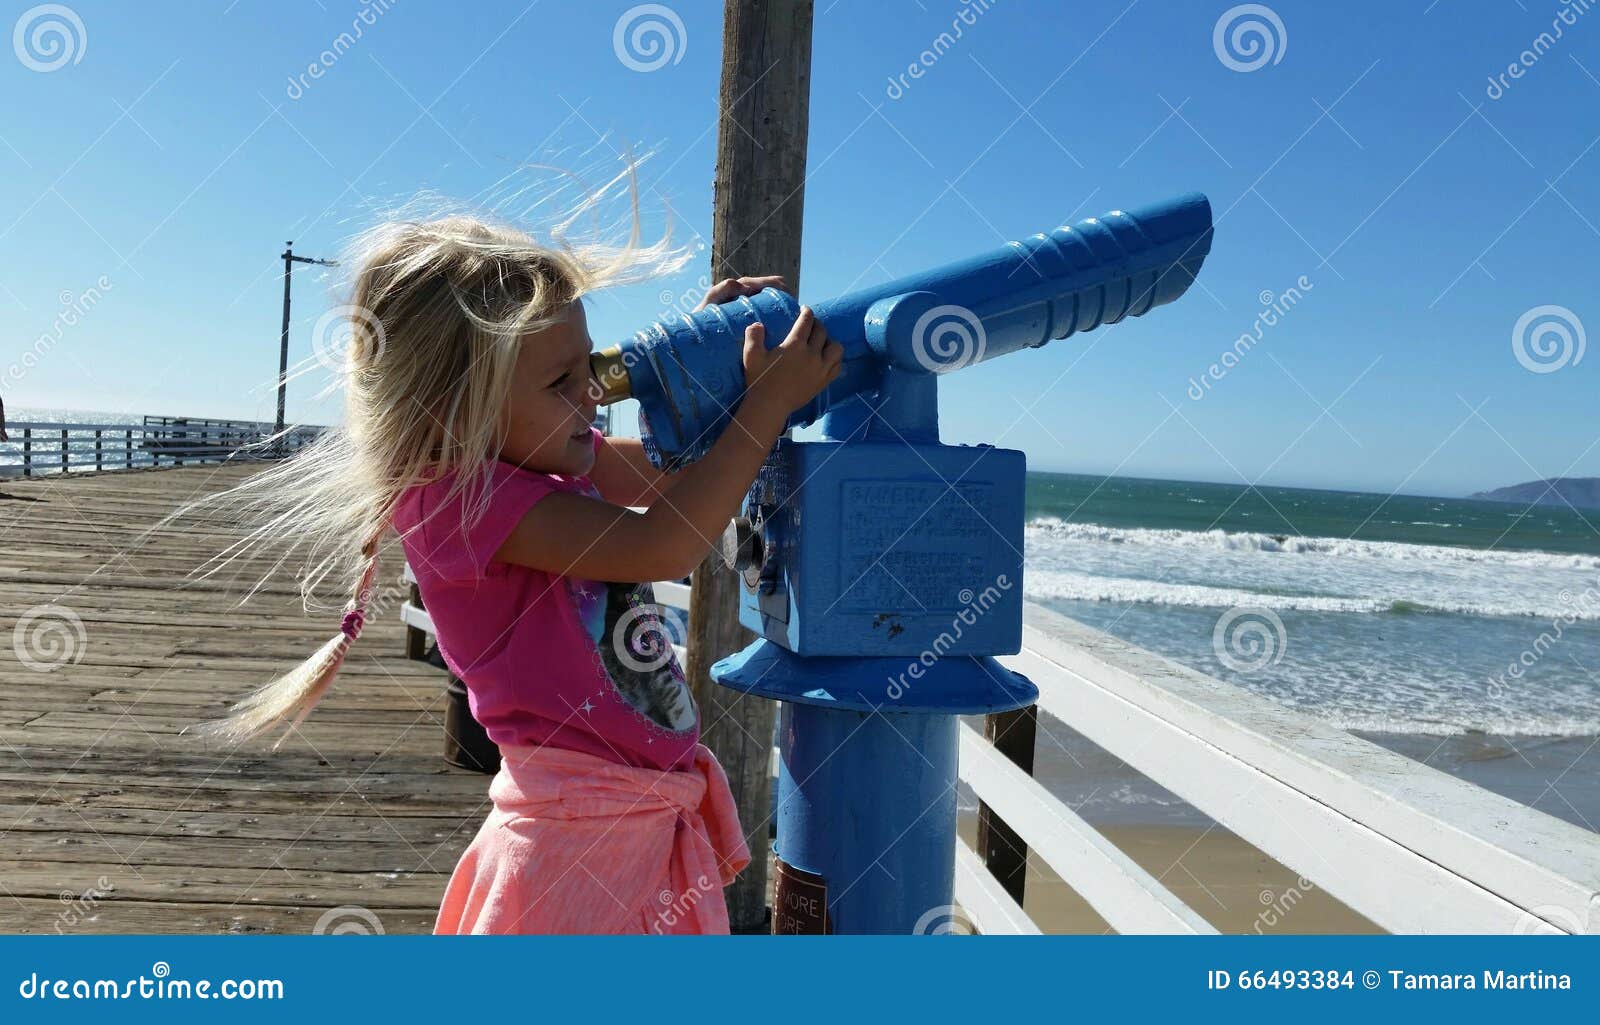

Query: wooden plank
[[0, 801, 473, 846], [25, 708, 436, 732], [5, 779, 482, 818], [953, 837, 1041, 936], [400, 602, 434, 636], [652, 579, 691, 611], [958, 722, 1215, 934], [0, 821, 468, 875], [0, 722, 446, 757], [1012, 604, 1598, 934], [7, 897, 439, 935], [0, 685, 443, 714], [0, 860, 449, 908], [0, 745, 463, 779]]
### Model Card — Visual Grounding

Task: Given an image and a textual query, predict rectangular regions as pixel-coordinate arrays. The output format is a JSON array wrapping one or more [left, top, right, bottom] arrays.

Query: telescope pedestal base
[[711, 640, 1037, 933], [773, 703, 958, 934]]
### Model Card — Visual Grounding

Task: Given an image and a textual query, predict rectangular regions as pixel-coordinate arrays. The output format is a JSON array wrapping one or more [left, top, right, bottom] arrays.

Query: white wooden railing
[[400, 570, 1600, 935]]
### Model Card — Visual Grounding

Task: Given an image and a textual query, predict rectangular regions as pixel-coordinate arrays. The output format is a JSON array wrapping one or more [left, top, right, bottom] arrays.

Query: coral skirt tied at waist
[[434, 742, 751, 934]]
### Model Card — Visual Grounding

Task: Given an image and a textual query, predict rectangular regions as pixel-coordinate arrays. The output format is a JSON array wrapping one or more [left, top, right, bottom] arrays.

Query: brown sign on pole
[[773, 857, 830, 934]]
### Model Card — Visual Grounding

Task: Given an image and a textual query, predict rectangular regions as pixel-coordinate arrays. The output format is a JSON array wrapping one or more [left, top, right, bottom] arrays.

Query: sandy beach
[[956, 817, 1380, 934]]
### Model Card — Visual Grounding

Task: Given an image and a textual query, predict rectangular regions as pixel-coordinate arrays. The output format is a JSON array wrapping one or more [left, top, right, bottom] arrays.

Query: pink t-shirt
[[392, 429, 700, 772]]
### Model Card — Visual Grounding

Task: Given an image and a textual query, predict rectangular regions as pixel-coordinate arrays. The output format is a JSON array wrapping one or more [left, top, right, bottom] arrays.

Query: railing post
[[60, 429, 68, 474], [976, 705, 1039, 907], [22, 428, 31, 477], [94, 429, 102, 471], [125, 430, 133, 469]]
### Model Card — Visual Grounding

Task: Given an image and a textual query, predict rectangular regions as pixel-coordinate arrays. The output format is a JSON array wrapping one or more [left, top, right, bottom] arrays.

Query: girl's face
[[500, 299, 600, 475]]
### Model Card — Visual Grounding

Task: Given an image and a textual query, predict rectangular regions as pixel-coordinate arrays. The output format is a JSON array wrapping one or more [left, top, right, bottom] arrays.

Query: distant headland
[[1470, 478, 1600, 509]]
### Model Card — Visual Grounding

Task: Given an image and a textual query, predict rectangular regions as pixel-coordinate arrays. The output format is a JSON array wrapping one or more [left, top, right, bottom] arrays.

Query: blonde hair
[[177, 166, 689, 747]]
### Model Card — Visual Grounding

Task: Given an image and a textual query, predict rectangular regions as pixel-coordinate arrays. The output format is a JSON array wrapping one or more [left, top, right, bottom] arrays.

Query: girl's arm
[[494, 308, 841, 583], [589, 435, 671, 507]]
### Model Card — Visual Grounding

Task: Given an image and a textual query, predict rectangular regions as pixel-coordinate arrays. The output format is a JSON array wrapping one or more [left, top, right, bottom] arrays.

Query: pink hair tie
[[340, 607, 367, 641]]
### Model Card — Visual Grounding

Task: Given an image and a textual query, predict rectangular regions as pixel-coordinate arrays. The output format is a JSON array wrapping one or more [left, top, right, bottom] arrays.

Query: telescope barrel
[[592, 192, 1212, 468]]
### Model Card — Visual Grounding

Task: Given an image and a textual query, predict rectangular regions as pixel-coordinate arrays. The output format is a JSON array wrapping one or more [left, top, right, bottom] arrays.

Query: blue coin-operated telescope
[[591, 193, 1213, 933]]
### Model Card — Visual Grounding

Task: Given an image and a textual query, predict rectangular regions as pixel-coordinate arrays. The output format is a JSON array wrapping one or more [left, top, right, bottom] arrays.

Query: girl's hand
[[694, 275, 789, 310], [741, 306, 843, 415]]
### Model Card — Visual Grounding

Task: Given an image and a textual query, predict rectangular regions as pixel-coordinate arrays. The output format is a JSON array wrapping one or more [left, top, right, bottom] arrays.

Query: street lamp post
[[277, 242, 339, 454]]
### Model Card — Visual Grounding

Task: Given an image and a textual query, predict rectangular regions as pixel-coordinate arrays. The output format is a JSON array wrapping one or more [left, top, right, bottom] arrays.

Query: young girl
[[189, 206, 842, 934]]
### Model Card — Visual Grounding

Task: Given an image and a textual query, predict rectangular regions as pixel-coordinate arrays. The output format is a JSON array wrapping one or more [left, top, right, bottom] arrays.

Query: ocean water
[[2, 406, 152, 426], [1023, 472, 1600, 737]]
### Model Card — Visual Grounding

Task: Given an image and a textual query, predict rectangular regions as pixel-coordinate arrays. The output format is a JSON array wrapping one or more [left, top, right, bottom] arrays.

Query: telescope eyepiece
[[589, 346, 632, 405]]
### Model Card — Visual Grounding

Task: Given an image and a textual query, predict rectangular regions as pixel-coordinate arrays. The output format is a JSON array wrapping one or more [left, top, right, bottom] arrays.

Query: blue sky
[[2, 0, 1596, 496]]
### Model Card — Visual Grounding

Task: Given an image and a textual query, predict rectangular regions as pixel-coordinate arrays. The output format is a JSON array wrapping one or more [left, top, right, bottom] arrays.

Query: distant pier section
[[1, 415, 323, 477]]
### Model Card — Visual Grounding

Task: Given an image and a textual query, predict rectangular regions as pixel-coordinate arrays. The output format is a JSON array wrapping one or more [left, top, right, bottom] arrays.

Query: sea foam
[[1026, 517, 1600, 571]]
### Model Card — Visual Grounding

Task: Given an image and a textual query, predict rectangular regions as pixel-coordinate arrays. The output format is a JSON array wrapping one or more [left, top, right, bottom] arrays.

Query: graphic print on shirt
[[570, 577, 697, 732]]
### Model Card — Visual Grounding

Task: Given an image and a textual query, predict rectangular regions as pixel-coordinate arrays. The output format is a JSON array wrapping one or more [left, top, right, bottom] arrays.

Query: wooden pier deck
[[0, 464, 481, 934]]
